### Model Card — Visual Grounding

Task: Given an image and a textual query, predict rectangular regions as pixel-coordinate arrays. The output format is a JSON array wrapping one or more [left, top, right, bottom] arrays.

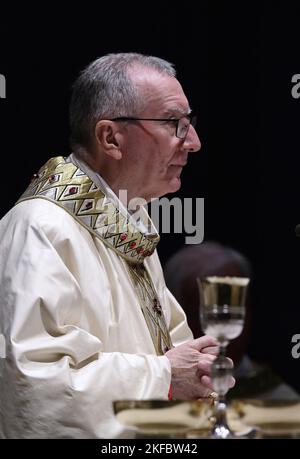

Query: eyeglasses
[[109, 112, 197, 140]]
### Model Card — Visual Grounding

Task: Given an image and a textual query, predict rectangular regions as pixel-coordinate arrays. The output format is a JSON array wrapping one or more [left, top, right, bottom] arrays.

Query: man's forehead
[[131, 70, 189, 114], [163, 107, 191, 116]]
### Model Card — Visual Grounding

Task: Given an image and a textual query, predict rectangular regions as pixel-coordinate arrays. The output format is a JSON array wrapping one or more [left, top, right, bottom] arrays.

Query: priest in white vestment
[[0, 53, 233, 438]]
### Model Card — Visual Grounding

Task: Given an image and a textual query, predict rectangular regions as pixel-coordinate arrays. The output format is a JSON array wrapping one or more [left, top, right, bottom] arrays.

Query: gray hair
[[69, 52, 176, 150]]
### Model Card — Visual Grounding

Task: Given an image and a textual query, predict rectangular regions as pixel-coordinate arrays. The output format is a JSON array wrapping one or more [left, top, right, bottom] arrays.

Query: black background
[[0, 3, 299, 392]]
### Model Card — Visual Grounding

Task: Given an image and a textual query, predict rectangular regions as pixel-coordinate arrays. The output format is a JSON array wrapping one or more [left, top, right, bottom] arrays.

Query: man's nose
[[184, 125, 201, 152]]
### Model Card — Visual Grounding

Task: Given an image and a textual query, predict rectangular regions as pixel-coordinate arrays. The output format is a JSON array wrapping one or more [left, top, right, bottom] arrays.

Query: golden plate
[[113, 400, 213, 438], [228, 399, 300, 438]]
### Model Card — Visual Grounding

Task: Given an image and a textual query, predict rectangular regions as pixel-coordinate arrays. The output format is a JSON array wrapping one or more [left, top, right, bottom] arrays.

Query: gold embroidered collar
[[17, 156, 160, 264]]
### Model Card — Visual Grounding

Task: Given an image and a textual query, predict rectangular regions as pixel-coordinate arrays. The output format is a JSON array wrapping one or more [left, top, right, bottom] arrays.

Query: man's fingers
[[229, 376, 236, 388], [190, 335, 218, 351], [227, 357, 234, 368], [200, 374, 214, 390], [201, 345, 219, 355], [200, 374, 236, 393], [197, 357, 216, 374]]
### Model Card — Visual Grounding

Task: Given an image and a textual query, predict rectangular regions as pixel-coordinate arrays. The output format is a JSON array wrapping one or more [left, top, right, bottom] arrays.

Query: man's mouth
[[169, 163, 187, 177], [168, 165, 184, 181]]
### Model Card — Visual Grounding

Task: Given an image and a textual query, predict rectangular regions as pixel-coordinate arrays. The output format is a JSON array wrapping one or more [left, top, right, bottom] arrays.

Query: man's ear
[[94, 120, 122, 160]]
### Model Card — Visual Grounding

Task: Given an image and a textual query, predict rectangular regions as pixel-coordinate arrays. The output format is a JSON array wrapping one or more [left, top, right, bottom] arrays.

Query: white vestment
[[0, 156, 192, 438]]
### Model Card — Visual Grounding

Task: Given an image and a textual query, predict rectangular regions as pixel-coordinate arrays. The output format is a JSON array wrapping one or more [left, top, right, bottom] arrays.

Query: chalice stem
[[211, 345, 233, 438], [212, 396, 232, 439]]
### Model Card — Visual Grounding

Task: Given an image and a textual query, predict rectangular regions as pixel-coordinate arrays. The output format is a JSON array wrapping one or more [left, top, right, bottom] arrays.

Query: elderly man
[[0, 53, 233, 438]]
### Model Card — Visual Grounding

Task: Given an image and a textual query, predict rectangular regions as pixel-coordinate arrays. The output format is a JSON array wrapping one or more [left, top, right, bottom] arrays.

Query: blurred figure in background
[[164, 241, 299, 400]]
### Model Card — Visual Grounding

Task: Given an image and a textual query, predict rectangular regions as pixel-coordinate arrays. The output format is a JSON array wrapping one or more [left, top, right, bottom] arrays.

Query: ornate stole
[[126, 262, 172, 355], [17, 156, 173, 355]]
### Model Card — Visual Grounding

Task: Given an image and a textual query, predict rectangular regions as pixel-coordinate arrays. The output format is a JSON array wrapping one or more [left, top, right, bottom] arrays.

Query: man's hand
[[165, 336, 235, 400]]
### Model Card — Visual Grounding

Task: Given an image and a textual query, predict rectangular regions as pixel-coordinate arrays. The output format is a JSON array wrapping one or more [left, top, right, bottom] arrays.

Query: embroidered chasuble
[[0, 155, 192, 439], [18, 156, 173, 354]]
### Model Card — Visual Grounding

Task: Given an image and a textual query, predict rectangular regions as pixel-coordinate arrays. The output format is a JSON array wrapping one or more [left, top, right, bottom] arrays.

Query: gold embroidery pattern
[[17, 157, 160, 264], [126, 262, 173, 355]]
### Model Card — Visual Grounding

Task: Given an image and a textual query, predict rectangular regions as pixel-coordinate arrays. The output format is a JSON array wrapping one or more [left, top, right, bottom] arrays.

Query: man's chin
[[154, 177, 182, 199], [170, 176, 181, 192], [163, 177, 181, 196]]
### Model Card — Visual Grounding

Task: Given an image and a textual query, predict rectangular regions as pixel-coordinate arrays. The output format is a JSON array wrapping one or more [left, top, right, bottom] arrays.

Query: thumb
[[189, 335, 218, 351]]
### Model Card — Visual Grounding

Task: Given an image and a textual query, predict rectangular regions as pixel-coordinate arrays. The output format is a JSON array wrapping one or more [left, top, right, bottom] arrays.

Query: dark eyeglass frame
[[109, 112, 197, 140]]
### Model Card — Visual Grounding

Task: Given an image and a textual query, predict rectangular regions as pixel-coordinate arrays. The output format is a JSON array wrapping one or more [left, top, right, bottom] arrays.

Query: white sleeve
[[0, 202, 171, 439]]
